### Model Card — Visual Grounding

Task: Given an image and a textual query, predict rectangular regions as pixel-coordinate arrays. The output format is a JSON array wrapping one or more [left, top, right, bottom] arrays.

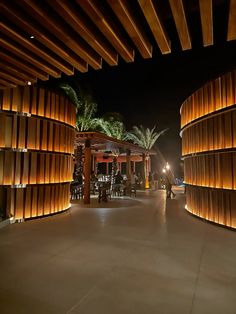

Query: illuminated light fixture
[[166, 163, 170, 170], [162, 168, 166, 173], [27, 81, 32, 85], [30, 35, 34, 39]]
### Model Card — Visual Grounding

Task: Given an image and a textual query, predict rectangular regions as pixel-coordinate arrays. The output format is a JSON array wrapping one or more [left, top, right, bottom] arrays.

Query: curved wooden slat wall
[[182, 108, 236, 155], [0, 86, 75, 220], [181, 70, 236, 229], [181, 70, 236, 128]]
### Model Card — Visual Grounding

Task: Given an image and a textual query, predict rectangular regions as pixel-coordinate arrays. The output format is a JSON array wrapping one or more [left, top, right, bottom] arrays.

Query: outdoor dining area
[[71, 132, 155, 204]]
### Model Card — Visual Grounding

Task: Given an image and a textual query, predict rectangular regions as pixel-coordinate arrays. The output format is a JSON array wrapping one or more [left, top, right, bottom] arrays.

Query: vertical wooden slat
[[29, 153, 37, 184], [2, 88, 11, 110], [0, 114, 6, 147], [31, 186, 38, 217], [18, 116, 26, 149], [15, 189, 24, 219], [38, 88, 45, 116], [22, 85, 30, 113], [14, 152, 21, 185], [22, 153, 29, 184], [12, 87, 22, 112], [37, 186, 44, 216], [24, 187, 32, 218], [0, 152, 4, 184]]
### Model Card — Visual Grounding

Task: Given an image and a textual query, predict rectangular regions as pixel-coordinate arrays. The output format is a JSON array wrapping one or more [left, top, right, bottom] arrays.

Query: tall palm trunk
[[111, 156, 118, 184]]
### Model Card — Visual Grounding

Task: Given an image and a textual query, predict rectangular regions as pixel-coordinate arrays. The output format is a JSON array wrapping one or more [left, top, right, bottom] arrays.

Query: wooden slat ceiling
[[0, 0, 234, 88]]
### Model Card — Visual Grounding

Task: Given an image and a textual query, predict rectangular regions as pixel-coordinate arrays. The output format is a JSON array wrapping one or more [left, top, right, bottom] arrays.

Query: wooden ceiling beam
[[108, 0, 152, 58], [0, 21, 74, 76], [0, 1, 88, 73], [0, 71, 26, 86], [0, 50, 49, 81], [199, 0, 213, 46], [228, 0, 236, 41], [78, 0, 134, 62], [138, 0, 171, 54], [0, 60, 37, 83], [48, 0, 118, 66], [168, 0, 192, 50], [18, 0, 102, 70], [0, 78, 16, 88], [0, 36, 61, 78]]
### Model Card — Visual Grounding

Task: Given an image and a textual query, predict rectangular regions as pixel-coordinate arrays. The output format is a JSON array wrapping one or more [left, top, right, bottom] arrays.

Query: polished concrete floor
[[0, 189, 236, 314]]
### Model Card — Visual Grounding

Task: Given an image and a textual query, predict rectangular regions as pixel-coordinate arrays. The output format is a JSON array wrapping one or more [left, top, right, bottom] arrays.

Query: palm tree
[[60, 83, 82, 110], [126, 125, 168, 189], [97, 116, 126, 140], [60, 83, 99, 131], [126, 125, 168, 149], [76, 100, 99, 131]]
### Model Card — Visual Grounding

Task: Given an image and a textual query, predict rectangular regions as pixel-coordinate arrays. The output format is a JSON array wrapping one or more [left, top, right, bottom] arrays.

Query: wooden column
[[145, 154, 150, 189], [126, 149, 131, 181], [142, 153, 146, 189], [84, 139, 91, 204], [93, 155, 97, 175]]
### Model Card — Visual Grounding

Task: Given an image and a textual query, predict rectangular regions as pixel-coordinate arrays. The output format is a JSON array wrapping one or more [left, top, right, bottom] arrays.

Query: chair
[[77, 185, 84, 199], [112, 184, 121, 196], [130, 184, 137, 197], [90, 182, 96, 195], [98, 182, 111, 202], [70, 183, 83, 200], [105, 182, 112, 200]]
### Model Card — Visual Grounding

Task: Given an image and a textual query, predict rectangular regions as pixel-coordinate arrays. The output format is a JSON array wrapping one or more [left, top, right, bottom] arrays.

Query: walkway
[[0, 189, 236, 314]]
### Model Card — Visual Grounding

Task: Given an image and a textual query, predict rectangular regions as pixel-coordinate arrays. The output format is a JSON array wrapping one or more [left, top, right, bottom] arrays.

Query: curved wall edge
[[181, 70, 236, 229]]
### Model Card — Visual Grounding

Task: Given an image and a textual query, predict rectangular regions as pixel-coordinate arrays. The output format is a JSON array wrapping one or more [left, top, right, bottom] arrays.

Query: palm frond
[[60, 84, 81, 111], [126, 125, 168, 149]]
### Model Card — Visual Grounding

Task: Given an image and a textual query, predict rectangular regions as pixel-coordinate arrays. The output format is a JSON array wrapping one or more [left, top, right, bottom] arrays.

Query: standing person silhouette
[[165, 175, 176, 199]]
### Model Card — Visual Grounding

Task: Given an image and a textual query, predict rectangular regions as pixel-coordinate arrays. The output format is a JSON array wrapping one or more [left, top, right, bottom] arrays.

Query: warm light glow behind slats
[[184, 153, 236, 190], [182, 108, 236, 155], [186, 186, 236, 229], [181, 70, 236, 229], [0, 86, 76, 127], [181, 70, 236, 128], [181, 71, 236, 228], [0, 86, 75, 220], [6, 183, 70, 219], [0, 113, 74, 154]]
